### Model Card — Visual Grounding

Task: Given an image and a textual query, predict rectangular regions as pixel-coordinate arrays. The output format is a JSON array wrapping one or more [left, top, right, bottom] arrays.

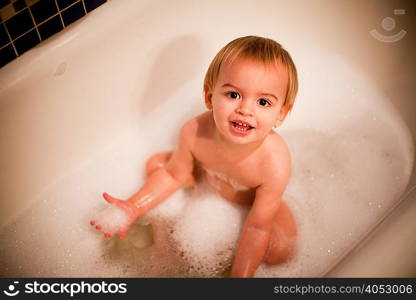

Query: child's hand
[[89, 193, 139, 240]]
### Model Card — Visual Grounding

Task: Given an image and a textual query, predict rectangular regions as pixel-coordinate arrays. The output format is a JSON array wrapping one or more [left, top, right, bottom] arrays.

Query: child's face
[[205, 57, 290, 145]]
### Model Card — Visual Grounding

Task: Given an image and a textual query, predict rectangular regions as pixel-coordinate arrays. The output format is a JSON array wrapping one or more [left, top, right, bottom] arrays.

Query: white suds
[[93, 205, 129, 233], [203, 167, 250, 192], [0, 55, 413, 278], [171, 183, 249, 276]]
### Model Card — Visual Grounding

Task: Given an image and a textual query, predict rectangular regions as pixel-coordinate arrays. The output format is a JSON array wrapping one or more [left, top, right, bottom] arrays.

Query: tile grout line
[[1, 18, 18, 56], [36, 0, 84, 28], [27, 6, 42, 44], [54, 0, 65, 29], [81, 0, 87, 15], [1, 0, 86, 53], [1, 0, 108, 62]]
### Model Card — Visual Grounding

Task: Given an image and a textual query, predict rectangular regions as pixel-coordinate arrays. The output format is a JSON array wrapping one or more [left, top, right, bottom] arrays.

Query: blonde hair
[[204, 36, 298, 110]]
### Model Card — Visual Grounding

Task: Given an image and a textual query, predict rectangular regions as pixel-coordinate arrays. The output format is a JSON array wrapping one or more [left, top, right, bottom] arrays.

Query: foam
[[255, 127, 411, 277], [0, 56, 413, 277], [92, 205, 129, 234], [203, 167, 250, 192], [170, 183, 248, 276]]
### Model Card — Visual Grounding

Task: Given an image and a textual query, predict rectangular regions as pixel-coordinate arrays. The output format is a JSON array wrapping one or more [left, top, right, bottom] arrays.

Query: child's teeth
[[232, 122, 251, 132]]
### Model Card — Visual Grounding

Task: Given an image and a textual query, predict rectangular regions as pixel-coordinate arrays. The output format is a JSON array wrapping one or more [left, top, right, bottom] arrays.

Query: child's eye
[[257, 98, 271, 107], [226, 91, 241, 100]]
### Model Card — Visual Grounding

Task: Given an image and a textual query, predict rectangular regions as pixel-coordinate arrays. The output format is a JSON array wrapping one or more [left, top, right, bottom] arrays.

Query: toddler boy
[[91, 36, 298, 277]]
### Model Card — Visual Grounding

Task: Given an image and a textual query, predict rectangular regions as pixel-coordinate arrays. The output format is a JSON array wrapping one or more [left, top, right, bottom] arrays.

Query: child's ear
[[204, 84, 213, 110], [274, 104, 292, 127]]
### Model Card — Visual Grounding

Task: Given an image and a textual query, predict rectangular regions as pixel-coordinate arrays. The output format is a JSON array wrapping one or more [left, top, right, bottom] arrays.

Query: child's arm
[[230, 184, 281, 277], [230, 161, 290, 277], [91, 121, 196, 239]]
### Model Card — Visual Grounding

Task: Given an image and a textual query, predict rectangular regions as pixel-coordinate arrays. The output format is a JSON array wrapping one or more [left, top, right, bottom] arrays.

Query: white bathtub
[[0, 0, 415, 277]]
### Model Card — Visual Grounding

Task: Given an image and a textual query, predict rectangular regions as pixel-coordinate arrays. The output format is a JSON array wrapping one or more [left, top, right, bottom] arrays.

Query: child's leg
[[145, 151, 196, 187], [145, 151, 173, 176], [263, 201, 297, 265]]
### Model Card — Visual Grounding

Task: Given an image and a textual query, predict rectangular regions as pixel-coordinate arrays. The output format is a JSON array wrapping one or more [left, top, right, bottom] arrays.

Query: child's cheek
[[212, 104, 227, 129], [213, 102, 229, 119]]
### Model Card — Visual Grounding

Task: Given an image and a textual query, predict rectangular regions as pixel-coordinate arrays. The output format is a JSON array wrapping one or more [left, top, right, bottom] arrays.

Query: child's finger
[[118, 224, 132, 241], [118, 231, 127, 240], [102, 192, 115, 204]]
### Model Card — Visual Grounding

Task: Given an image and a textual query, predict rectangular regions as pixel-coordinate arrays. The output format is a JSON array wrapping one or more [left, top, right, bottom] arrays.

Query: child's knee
[[264, 228, 296, 265]]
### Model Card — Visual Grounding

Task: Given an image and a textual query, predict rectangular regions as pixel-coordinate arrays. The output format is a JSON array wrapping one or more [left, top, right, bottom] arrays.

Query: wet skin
[[91, 57, 297, 277]]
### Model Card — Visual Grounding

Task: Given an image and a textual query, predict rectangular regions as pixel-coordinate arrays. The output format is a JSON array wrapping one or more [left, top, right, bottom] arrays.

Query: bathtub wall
[[0, 0, 107, 68], [0, 0, 415, 277]]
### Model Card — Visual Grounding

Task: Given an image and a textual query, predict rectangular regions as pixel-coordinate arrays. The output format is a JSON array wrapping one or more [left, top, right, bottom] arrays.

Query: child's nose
[[236, 99, 254, 116]]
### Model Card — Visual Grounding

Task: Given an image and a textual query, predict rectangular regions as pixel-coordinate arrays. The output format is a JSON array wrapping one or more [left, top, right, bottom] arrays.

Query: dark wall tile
[[38, 15, 63, 40], [13, 0, 27, 12], [84, 0, 106, 13], [61, 1, 84, 26], [14, 28, 39, 54], [1, 0, 108, 68], [56, 0, 78, 10], [0, 0, 10, 10], [5, 8, 33, 39], [30, 0, 58, 24], [0, 21, 9, 47], [0, 44, 15, 67]]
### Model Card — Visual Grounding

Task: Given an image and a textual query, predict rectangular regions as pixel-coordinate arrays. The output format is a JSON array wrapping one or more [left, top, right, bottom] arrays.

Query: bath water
[[0, 53, 413, 277]]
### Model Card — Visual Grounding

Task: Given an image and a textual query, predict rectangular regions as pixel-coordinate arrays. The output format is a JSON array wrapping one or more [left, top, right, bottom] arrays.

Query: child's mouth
[[230, 121, 255, 136]]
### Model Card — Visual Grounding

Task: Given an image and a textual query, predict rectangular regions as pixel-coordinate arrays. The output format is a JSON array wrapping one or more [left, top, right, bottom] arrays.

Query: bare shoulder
[[258, 131, 291, 188], [179, 111, 212, 149]]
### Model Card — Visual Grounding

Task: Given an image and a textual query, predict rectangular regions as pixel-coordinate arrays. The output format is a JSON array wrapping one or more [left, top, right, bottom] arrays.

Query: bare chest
[[192, 139, 263, 190]]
